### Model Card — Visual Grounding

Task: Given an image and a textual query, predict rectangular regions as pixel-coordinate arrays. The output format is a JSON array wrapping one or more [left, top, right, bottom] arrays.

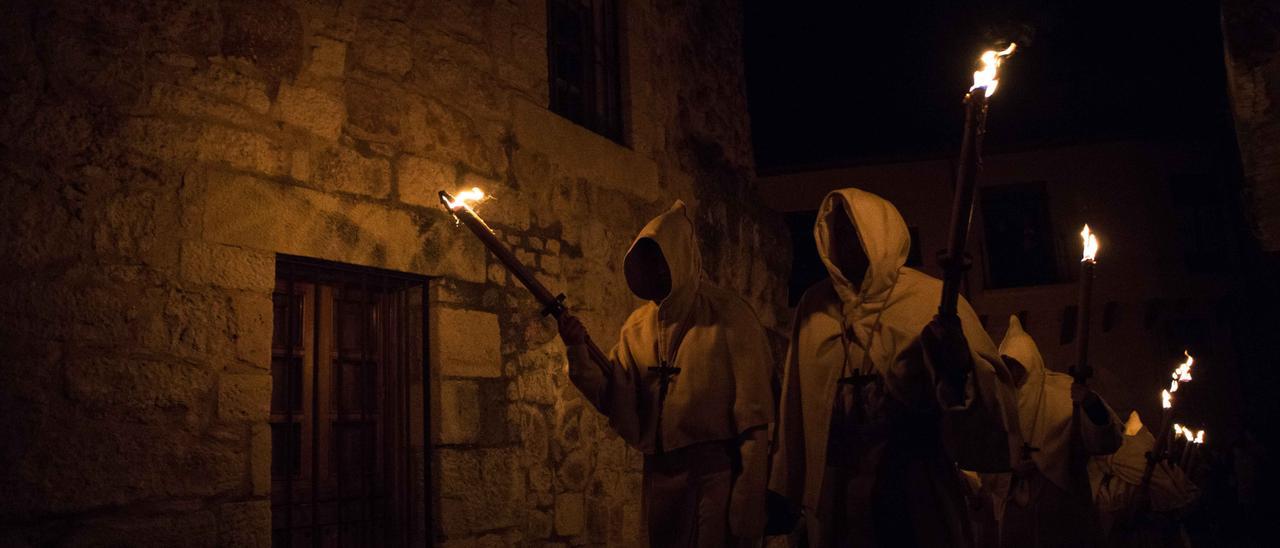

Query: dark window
[[1060, 305, 1078, 345], [548, 0, 624, 143], [272, 256, 429, 548], [1102, 301, 1120, 333], [980, 182, 1060, 289]]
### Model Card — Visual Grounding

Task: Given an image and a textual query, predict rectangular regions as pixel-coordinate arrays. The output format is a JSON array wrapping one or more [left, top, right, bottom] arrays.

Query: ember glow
[[1162, 389, 1172, 409], [1080, 224, 1099, 262], [444, 186, 487, 211], [970, 43, 1017, 98]]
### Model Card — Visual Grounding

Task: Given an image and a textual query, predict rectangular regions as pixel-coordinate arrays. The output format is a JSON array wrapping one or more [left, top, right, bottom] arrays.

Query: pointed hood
[[1000, 314, 1075, 491], [813, 188, 910, 326], [1124, 410, 1143, 436], [584, 199, 775, 455], [624, 200, 702, 360], [999, 315, 1043, 389]]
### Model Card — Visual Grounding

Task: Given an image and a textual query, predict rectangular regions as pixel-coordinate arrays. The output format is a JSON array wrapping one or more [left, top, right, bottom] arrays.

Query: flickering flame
[[1162, 389, 1172, 409], [1173, 423, 1184, 436], [1172, 350, 1194, 382], [970, 43, 1017, 98], [444, 187, 487, 211], [1169, 379, 1179, 394], [1184, 428, 1196, 443], [1080, 224, 1099, 262], [1194, 430, 1205, 444]]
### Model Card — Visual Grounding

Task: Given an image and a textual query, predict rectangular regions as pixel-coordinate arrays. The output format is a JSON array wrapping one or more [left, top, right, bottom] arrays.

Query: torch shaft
[[1136, 408, 1175, 507], [455, 207, 555, 304], [1072, 260, 1096, 383], [447, 201, 613, 377], [939, 91, 989, 317]]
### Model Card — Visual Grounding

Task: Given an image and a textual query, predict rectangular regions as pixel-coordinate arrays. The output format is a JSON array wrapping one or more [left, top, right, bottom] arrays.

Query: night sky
[[744, 1, 1235, 172]]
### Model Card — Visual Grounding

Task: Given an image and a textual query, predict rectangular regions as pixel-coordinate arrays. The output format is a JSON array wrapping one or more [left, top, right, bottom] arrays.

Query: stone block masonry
[[0, 0, 788, 546]]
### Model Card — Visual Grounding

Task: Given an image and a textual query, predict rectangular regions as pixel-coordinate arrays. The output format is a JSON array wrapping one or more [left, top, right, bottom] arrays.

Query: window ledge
[[513, 98, 659, 202]]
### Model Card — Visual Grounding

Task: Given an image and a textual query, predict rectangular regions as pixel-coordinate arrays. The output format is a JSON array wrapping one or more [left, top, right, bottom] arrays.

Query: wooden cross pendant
[[1021, 442, 1041, 461], [838, 370, 880, 389]]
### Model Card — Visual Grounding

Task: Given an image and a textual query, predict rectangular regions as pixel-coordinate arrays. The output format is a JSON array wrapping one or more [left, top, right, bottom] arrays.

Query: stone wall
[[1222, 0, 1280, 254], [0, 1, 789, 546]]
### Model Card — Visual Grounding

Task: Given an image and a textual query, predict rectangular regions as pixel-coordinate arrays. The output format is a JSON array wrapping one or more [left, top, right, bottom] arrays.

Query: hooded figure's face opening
[[625, 238, 673, 302], [827, 206, 870, 289], [1004, 355, 1030, 387]]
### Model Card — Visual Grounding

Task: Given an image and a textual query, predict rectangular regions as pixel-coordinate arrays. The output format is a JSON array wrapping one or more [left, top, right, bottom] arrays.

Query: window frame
[[547, 0, 626, 144]]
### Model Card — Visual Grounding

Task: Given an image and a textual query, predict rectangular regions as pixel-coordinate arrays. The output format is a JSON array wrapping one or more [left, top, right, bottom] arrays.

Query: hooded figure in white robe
[[558, 200, 774, 547], [768, 188, 1020, 547], [984, 315, 1124, 547], [1089, 411, 1199, 547]]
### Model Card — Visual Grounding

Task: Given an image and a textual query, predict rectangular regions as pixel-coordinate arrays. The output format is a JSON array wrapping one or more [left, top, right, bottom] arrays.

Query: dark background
[[744, 4, 1277, 543], [745, 0, 1235, 172]]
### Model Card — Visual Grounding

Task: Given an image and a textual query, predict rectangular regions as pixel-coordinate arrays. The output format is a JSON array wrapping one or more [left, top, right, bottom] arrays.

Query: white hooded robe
[[566, 200, 775, 547], [768, 188, 1020, 547], [985, 315, 1123, 548], [1089, 411, 1199, 547]]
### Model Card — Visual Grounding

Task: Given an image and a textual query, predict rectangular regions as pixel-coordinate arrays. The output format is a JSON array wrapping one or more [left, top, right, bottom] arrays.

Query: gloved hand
[[557, 313, 588, 346], [921, 313, 973, 396]]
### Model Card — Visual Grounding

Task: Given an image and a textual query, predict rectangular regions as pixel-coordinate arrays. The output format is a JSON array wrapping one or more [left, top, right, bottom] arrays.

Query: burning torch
[[1072, 225, 1099, 384], [1135, 351, 1197, 507], [438, 188, 613, 379], [938, 43, 1017, 317]]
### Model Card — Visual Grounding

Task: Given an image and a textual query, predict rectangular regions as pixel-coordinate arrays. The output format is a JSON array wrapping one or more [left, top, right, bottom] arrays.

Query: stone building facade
[[0, 1, 789, 546]]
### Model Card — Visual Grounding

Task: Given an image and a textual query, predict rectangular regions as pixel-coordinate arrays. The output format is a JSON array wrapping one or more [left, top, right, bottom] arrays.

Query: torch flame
[[1169, 379, 1179, 394], [443, 186, 487, 211], [1172, 350, 1194, 382], [1080, 224, 1099, 262], [1184, 428, 1196, 443], [1194, 430, 1204, 444], [970, 43, 1017, 98], [1173, 423, 1184, 436], [1162, 389, 1172, 409]]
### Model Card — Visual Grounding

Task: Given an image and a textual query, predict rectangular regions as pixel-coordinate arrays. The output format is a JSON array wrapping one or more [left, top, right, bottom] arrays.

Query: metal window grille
[[547, 0, 624, 143], [271, 255, 430, 548]]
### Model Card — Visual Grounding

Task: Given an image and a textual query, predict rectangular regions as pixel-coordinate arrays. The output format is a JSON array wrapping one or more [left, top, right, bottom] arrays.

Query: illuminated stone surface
[[0, 0, 788, 546]]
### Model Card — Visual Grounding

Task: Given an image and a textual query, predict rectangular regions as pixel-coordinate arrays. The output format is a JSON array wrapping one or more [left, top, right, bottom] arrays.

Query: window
[[980, 182, 1060, 289], [547, 0, 624, 143], [1102, 301, 1119, 333], [1060, 305, 1078, 345], [272, 257, 429, 548]]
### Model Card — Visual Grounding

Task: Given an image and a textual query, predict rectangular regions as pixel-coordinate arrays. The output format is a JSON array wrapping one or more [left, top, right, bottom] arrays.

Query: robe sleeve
[[1078, 396, 1124, 456], [566, 337, 643, 447], [935, 297, 1019, 472]]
